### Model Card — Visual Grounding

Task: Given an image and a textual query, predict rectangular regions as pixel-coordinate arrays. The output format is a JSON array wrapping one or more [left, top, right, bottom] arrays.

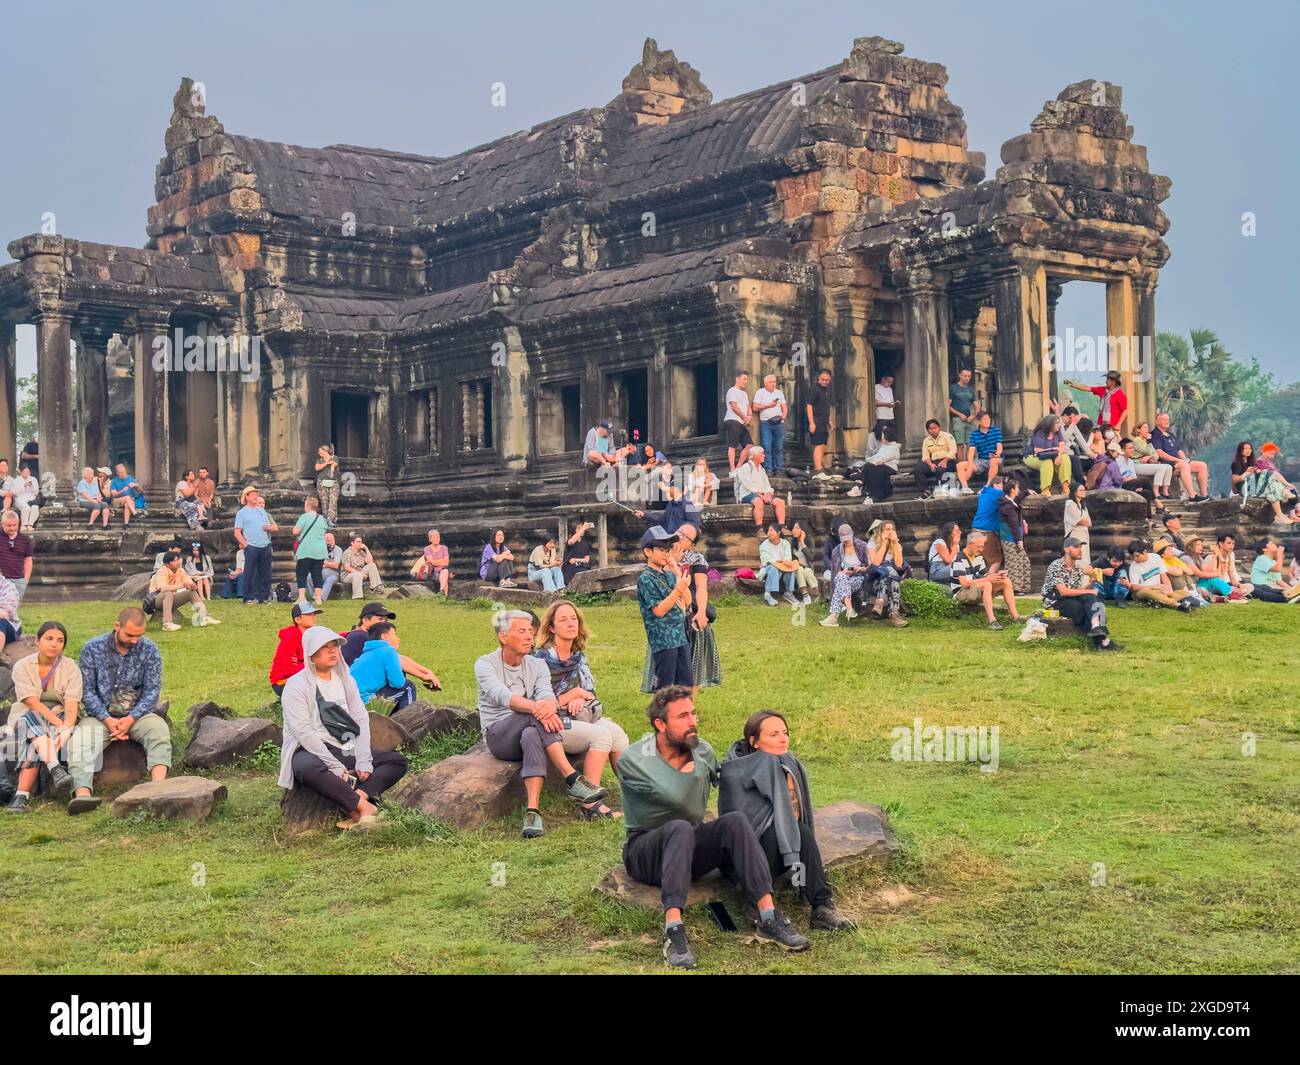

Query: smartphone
[[706, 901, 737, 933]]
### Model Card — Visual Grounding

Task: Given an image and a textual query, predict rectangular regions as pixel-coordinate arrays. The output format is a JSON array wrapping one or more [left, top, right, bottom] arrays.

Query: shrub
[[900, 578, 960, 621]]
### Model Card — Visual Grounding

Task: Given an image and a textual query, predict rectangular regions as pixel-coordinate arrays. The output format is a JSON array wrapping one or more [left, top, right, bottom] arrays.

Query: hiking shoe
[[810, 903, 857, 932], [565, 775, 607, 804], [663, 924, 697, 969], [887, 611, 908, 628], [987, 620, 1004, 631], [5, 793, 31, 813], [48, 764, 73, 796], [521, 810, 544, 838], [871, 596, 885, 618], [68, 793, 102, 815], [754, 909, 810, 951]]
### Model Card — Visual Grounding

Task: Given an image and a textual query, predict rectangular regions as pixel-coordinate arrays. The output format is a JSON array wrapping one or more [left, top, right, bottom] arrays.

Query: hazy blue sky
[[2, 0, 1295, 382]]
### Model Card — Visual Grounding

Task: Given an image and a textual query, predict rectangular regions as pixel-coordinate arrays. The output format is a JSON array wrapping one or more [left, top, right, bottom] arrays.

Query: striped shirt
[[949, 552, 988, 594], [969, 426, 1003, 460]]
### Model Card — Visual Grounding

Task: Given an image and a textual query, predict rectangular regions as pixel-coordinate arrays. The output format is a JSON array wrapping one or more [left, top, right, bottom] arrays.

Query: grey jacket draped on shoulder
[[718, 739, 814, 868]]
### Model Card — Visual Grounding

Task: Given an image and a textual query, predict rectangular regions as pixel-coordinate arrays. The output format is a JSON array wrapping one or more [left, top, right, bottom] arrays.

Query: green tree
[[1155, 328, 1252, 453], [15, 373, 37, 447]]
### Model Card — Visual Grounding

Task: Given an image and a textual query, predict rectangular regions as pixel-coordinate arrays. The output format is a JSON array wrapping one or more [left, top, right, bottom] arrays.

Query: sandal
[[580, 801, 621, 821]]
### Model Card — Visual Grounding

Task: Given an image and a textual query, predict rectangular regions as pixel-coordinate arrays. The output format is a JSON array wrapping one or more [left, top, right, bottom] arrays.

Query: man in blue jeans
[[233, 485, 278, 604], [752, 373, 788, 474]]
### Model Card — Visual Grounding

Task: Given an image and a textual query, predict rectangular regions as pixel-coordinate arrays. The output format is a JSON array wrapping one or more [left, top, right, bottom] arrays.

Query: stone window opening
[[331, 391, 371, 459]]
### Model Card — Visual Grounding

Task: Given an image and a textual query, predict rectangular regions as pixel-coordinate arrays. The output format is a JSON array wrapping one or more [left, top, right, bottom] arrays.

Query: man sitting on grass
[[269, 601, 322, 697], [949, 529, 1021, 630], [350, 621, 441, 709], [66, 608, 169, 814], [1043, 538, 1121, 651], [1249, 537, 1300, 602], [475, 610, 607, 839], [618, 685, 810, 970], [1120, 539, 1197, 612]]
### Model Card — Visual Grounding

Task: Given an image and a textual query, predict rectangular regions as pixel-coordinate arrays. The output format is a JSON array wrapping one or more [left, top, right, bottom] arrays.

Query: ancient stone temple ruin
[[0, 35, 1189, 595]]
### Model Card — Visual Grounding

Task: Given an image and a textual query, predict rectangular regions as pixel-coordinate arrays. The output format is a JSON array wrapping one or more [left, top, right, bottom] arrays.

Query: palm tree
[[1155, 329, 1243, 452]]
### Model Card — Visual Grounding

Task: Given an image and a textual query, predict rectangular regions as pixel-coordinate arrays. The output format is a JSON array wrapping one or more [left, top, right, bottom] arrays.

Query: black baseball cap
[[359, 602, 396, 620]]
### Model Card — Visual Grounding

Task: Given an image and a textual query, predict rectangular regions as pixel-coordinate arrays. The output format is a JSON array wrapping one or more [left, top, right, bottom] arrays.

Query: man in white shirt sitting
[[855, 424, 900, 503], [735, 447, 786, 532], [1119, 538, 1196, 611]]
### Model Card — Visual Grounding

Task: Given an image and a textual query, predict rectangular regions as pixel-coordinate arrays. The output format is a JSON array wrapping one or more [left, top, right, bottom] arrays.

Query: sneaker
[[754, 909, 810, 952], [48, 764, 73, 796], [871, 596, 885, 619], [844, 599, 858, 619], [810, 903, 857, 932], [887, 611, 908, 628], [5, 793, 31, 813], [201, 616, 222, 625], [67, 793, 102, 815], [1095, 638, 1123, 652], [960, 486, 974, 496], [764, 593, 779, 606], [801, 594, 812, 606], [162, 622, 182, 632], [1177, 599, 1195, 613], [565, 775, 608, 804], [782, 591, 800, 607], [521, 809, 544, 839], [846, 485, 862, 498], [987, 620, 1004, 631], [919, 490, 933, 500], [819, 615, 840, 628], [1191, 494, 1209, 503], [812, 471, 830, 481], [860, 495, 874, 505], [663, 924, 697, 969]]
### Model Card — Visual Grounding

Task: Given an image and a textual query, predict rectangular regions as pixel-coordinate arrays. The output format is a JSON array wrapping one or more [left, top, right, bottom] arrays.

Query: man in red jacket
[[269, 602, 323, 696], [1067, 370, 1128, 433]]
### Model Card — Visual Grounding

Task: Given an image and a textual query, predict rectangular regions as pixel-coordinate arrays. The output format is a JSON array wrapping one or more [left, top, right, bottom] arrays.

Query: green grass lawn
[[2, 593, 1297, 974]]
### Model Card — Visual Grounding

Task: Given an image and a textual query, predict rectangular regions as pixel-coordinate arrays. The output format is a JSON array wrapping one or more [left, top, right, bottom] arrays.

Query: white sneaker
[[162, 622, 181, 632], [764, 593, 779, 606], [202, 616, 222, 625], [846, 486, 862, 497], [819, 615, 840, 627], [845, 600, 859, 619], [960, 486, 974, 496], [801, 594, 812, 605], [812, 471, 830, 481]]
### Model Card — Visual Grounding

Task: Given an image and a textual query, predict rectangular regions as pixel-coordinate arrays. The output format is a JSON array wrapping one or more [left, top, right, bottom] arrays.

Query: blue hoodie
[[972, 484, 1004, 533], [349, 639, 406, 703]]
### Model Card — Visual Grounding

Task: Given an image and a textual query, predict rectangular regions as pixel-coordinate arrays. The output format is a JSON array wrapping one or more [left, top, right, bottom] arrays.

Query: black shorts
[[809, 428, 829, 447], [724, 420, 751, 449], [651, 644, 694, 690]]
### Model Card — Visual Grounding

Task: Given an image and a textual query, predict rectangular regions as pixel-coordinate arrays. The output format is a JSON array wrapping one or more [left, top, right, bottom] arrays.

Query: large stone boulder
[[367, 710, 414, 752], [567, 564, 642, 596], [280, 786, 343, 835], [112, 776, 228, 821], [388, 582, 437, 600], [392, 741, 567, 830], [94, 740, 149, 794], [0, 635, 38, 670], [389, 701, 479, 744], [111, 571, 155, 602], [185, 701, 233, 731], [594, 801, 899, 908], [182, 716, 281, 769]]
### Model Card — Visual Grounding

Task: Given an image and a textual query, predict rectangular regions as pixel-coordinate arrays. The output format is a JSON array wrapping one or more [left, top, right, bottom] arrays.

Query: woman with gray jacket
[[719, 710, 855, 931], [279, 625, 408, 829]]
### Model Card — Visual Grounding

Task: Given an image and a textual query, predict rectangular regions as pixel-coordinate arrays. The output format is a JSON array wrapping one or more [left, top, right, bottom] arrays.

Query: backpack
[[273, 581, 293, 603]]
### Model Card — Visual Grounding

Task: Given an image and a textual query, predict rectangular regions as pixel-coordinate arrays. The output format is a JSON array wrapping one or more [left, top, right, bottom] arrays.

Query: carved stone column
[[74, 328, 111, 471], [991, 260, 1050, 444], [1131, 276, 1159, 429], [897, 266, 951, 450], [34, 308, 74, 493], [0, 325, 17, 466], [131, 310, 172, 498]]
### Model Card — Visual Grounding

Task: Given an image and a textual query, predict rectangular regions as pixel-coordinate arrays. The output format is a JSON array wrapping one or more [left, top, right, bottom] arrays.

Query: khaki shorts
[[954, 586, 983, 604]]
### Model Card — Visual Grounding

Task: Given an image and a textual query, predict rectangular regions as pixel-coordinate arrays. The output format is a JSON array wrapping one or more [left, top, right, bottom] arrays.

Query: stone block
[[183, 716, 281, 769], [94, 740, 149, 794], [111, 572, 155, 602], [367, 711, 414, 752], [280, 785, 343, 835], [112, 777, 227, 822], [389, 701, 479, 744]]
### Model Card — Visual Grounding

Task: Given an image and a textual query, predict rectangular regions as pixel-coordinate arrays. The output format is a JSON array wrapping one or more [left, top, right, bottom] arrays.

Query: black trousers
[[483, 559, 514, 584], [290, 747, 409, 813], [295, 556, 323, 591], [1251, 585, 1290, 603], [759, 820, 832, 908], [913, 458, 955, 492], [245, 544, 273, 602], [1057, 593, 1107, 636], [863, 464, 895, 501], [623, 811, 773, 913]]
